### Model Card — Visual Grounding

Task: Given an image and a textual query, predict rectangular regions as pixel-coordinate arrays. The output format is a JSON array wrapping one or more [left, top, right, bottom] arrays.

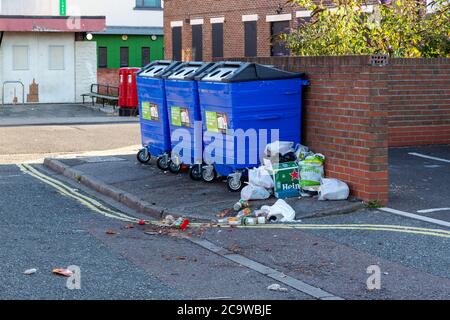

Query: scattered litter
[[173, 218, 190, 231], [176, 256, 187, 261], [216, 209, 234, 219], [24, 268, 37, 275], [145, 231, 159, 236], [233, 200, 249, 212], [248, 166, 274, 189], [124, 224, 134, 229], [106, 229, 117, 235], [163, 215, 176, 226], [268, 161, 301, 199], [265, 141, 295, 157], [295, 144, 312, 161], [228, 217, 241, 226], [262, 199, 296, 223], [138, 220, 146, 226], [318, 178, 350, 201], [228, 245, 242, 253], [241, 184, 271, 200], [242, 217, 257, 226], [267, 284, 288, 292], [52, 268, 74, 277]]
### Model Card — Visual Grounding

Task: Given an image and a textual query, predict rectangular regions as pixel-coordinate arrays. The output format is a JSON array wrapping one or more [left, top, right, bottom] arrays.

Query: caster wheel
[[189, 164, 202, 181], [168, 160, 181, 174], [201, 165, 217, 183], [156, 155, 170, 171], [137, 149, 151, 164], [227, 175, 244, 192]]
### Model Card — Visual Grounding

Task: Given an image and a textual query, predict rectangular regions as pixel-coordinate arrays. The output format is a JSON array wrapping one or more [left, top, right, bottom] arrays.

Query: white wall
[[0, 32, 76, 103], [75, 41, 97, 103], [67, 0, 163, 27], [0, 0, 163, 28]]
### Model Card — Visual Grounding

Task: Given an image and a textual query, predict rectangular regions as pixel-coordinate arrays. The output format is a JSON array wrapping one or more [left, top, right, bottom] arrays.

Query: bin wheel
[[137, 149, 151, 164], [189, 164, 202, 181], [227, 175, 244, 192], [168, 160, 181, 174], [156, 155, 170, 171], [201, 165, 217, 183]]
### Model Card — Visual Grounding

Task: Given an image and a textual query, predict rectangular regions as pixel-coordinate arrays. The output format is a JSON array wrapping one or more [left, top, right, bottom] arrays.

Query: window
[[142, 47, 151, 67], [135, 0, 161, 9], [270, 21, 290, 57], [172, 27, 182, 61], [49, 45, 65, 70], [98, 47, 108, 68], [244, 21, 257, 57], [120, 47, 129, 67], [191, 24, 203, 61], [211, 23, 224, 58], [13, 45, 29, 70]]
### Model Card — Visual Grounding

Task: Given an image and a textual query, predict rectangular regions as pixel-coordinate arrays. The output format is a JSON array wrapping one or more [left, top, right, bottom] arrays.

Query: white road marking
[[417, 208, 450, 214], [408, 152, 450, 164], [380, 207, 450, 228]]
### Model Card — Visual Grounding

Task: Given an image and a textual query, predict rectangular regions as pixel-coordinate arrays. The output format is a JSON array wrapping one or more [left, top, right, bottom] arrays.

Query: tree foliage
[[285, 0, 450, 57]]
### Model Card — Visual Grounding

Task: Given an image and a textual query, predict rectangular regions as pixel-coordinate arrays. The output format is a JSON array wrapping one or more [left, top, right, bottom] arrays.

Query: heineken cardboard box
[[267, 161, 301, 199]]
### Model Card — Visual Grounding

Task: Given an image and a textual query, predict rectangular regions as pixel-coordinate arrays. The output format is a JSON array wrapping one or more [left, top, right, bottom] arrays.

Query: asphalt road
[[0, 106, 449, 300], [389, 145, 450, 222]]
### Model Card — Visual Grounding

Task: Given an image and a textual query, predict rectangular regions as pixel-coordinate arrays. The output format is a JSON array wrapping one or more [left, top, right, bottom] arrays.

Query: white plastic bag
[[318, 179, 350, 201], [248, 166, 274, 189], [262, 199, 296, 223], [264, 141, 294, 157], [241, 185, 271, 201]]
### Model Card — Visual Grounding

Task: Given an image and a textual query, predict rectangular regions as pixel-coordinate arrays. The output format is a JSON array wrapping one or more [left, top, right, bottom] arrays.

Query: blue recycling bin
[[163, 62, 215, 179], [196, 62, 309, 191], [136, 60, 181, 170]]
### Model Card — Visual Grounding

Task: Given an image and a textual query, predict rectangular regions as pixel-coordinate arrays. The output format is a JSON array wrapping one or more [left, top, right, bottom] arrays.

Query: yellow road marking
[[18, 164, 450, 239]]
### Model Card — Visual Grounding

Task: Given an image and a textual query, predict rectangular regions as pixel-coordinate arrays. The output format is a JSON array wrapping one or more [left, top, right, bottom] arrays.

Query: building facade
[[0, 0, 164, 104], [163, 0, 315, 61], [162, 0, 385, 61], [0, 0, 105, 104], [87, 0, 164, 70]]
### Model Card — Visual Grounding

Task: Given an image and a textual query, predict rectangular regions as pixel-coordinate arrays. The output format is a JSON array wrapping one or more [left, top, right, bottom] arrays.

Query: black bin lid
[[138, 60, 181, 78], [196, 62, 304, 82], [163, 62, 216, 80]]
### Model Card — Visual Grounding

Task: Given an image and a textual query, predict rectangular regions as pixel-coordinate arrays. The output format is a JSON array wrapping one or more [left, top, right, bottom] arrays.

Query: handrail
[[2, 81, 25, 105]]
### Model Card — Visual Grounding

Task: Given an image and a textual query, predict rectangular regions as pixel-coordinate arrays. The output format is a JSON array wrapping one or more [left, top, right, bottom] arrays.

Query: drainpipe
[[0, 32, 4, 48]]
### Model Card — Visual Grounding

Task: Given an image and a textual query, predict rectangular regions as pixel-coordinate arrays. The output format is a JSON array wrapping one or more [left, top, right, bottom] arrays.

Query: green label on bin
[[205, 111, 228, 133], [142, 102, 159, 121], [205, 111, 218, 133], [171, 107, 182, 126], [171, 106, 190, 127]]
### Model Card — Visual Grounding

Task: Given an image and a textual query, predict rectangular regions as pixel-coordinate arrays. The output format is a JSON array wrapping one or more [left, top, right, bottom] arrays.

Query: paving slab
[[45, 154, 363, 221]]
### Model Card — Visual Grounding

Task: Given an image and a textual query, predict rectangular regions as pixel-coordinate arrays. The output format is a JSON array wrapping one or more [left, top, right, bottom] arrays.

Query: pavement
[[0, 104, 138, 127], [43, 154, 364, 222]]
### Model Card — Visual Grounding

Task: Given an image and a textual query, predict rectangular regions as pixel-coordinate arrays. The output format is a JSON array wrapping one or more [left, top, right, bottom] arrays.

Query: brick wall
[[387, 59, 450, 147], [218, 56, 450, 204], [220, 56, 389, 204], [97, 68, 119, 87]]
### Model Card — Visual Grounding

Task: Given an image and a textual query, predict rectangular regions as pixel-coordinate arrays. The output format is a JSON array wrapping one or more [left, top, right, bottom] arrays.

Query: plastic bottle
[[233, 200, 249, 212]]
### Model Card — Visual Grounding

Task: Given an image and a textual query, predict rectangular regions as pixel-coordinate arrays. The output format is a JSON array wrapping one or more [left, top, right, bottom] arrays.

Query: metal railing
[[1, 81, 25, 105]]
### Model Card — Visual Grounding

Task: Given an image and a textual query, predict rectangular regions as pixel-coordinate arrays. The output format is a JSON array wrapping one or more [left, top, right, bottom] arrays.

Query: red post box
[[125, 68, 140, 109], [118, 67, 140, 108]]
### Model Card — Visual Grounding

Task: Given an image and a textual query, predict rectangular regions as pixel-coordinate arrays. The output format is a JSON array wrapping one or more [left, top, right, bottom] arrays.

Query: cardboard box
[[269, 161, 300, 199]]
